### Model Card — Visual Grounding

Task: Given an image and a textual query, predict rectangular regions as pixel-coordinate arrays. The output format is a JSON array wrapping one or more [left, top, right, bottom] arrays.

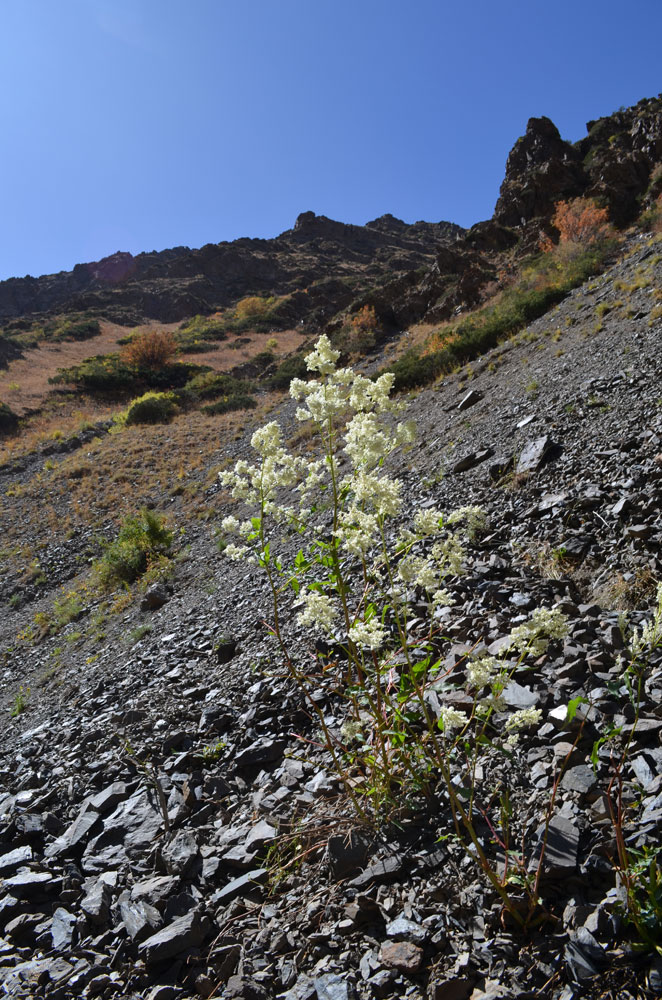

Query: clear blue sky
[[1, 0, 661, 281]]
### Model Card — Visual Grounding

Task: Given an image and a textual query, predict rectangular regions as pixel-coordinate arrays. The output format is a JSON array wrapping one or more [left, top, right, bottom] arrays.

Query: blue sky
[[1, 0, 661, 281]]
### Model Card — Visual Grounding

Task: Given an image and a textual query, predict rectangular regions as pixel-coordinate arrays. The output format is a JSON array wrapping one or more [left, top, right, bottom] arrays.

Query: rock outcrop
[[0, 215, 464, 327]]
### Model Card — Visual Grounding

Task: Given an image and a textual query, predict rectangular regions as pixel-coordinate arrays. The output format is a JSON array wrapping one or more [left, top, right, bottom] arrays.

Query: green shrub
[[202, 394, 257, 416], [268, 354, 309, 390], [95, 509, 173, 590], [183, 371, 253, 401], [384, 350, 446, 391], [124, 391, 179, 425], [53, 317, 100, 342], [178, 315, 229, 341], [4, 314, 100, 348], [174, 334, 220, 354], [49, 355, 209, 395], [0, 401, 19, 436], [49, 355, 140, 393]]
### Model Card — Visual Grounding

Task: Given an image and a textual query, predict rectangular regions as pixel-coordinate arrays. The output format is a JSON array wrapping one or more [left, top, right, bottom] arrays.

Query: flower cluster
[[507, 606, 568, 656], [630, 582, 662, 659], [349, 618, 386, 651], [297, 590, 337, 631]]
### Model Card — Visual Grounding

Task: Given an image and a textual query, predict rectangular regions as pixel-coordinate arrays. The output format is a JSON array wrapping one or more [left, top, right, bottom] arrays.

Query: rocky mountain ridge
[[0, 215, 463, 329], [1, 94, 661, 337]]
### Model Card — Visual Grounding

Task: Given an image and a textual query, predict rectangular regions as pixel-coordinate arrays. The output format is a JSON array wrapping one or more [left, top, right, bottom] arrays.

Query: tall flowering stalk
[[219, 336, 573, 925]]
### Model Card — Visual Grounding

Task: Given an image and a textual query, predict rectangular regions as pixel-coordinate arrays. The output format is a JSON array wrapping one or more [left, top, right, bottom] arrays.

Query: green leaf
[[566, 696, 587, 723]]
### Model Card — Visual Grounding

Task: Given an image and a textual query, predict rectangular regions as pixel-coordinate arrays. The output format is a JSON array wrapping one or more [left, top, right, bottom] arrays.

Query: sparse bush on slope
[[121, 330, 177, 369], [49, 355, 209, 395], [95, 509, 173, 590], [384, 239, 616, 390], [123, 391, 179, 425]]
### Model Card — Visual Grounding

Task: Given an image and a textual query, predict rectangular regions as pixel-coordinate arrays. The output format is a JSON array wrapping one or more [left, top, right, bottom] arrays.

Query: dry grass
[[0, 396, 281, 572], [177, 326, 307, 368], [0, 321, 175, 415], [0, 320, 308, 419]]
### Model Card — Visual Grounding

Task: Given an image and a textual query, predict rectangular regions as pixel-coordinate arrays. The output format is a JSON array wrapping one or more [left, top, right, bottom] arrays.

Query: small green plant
[[618, 847, 662, 951], [600, 585, 662, 951], [128, 624, 152, 643], [52, 588, 84, 628], [201, 740, 226, 764], [94, 509, 174, 590], [10, 686, 29, 717], [123, 391, 179, 426]]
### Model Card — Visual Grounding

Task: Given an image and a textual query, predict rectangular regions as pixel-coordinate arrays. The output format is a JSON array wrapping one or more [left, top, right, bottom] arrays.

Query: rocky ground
[[0, 234, 661, 999]]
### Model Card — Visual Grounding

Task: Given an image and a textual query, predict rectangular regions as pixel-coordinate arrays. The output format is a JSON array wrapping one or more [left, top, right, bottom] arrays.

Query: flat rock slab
[[0, 846, 33, 873], [380, 940, 424, 972], [517, 435, 560, 474], [234, 739, 287, 768], [131, 875, 180, 909], [138, 908, 207, 965], [349, 855, 408, 889], [537, 814, 580, 875], [452, 448, 493, 474], [314, 973, 352, 1000], [213, 869, 269, 907], [45, 808, 99, 858], [327, 830, 371, 880]]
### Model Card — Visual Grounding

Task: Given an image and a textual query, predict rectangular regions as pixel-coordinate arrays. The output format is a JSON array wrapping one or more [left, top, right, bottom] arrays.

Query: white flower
[[631, 582, 662, 657], [335, 508, 380, 555], [414, 509, 445, 535], [221, 515, 240, 533], [508, 607, 568, 656], [289, 378, 308, 401], [304, 335, 340, 375], [431, 588, 454, 608], [251, 421, 283, 457], [430, 536, 465, 577], [352, 471, 402, 517], [349, 619, 386, 650], [447, 505, 488, 539], [505, 708, 542, 732], [297, 591, 337, 631], [224, 543, 249, 561], [437, 707, 469, 732], [467, 656, 500, 689]]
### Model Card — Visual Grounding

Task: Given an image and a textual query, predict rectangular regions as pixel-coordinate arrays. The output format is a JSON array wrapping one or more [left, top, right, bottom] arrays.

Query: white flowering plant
[[601, 582, 662, 950], [218, 336, 580, 926]]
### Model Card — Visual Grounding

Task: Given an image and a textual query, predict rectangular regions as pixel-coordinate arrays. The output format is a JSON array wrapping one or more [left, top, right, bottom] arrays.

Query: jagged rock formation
[[1, 95, 661, 343], [0, 215, 463, 327], [496, 95, 662, 229]]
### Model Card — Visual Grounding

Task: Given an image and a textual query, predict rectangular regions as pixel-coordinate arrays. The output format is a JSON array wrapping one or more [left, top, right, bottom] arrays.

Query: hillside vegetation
[[0, 95, 661, 1000]]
